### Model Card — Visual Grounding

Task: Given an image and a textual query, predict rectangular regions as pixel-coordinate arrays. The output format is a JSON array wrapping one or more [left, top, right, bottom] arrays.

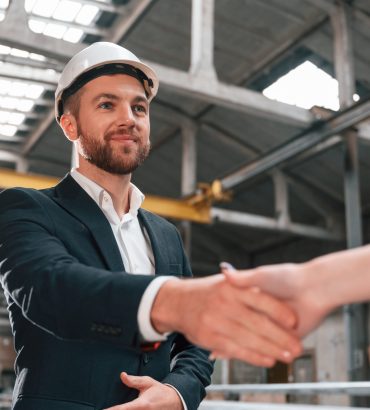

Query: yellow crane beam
[[0, 168, 212, 223], [0, 167, 60, 190]]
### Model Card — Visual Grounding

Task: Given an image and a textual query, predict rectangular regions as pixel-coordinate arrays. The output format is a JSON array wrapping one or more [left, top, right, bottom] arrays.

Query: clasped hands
[[153, 260, 332, 367], [106, 262, 329, 410]]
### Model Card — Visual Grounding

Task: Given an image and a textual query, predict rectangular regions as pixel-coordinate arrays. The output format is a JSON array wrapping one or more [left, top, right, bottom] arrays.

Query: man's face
[[73, 74, 150, 175]]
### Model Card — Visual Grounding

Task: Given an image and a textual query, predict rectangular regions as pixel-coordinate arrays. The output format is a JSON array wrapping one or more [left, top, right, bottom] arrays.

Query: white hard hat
[[55, 42, 159, 122]]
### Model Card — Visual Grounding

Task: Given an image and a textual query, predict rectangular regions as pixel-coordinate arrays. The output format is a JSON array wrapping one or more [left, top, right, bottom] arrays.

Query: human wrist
[[151, 278, 185, 334], [301, 258, 338, 315]]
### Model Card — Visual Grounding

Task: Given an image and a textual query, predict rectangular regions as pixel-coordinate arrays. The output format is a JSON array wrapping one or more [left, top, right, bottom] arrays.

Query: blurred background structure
[[1, 0, 370, 408]]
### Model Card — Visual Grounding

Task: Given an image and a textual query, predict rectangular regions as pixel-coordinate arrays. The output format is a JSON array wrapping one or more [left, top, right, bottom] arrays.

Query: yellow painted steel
[[0, 167, 211, 223], [143, 195, 211, 223], [0, 168, 59, 189]]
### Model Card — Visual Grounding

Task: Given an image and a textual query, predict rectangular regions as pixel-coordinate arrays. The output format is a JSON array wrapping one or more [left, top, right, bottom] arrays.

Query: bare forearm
[[303, 244, 370, 312]]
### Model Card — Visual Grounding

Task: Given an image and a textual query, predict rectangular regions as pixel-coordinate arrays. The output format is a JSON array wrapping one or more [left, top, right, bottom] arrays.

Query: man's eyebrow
[[132, 95, 149, 105], [92, 93, 119, 103], [92, 93, 148, 104]]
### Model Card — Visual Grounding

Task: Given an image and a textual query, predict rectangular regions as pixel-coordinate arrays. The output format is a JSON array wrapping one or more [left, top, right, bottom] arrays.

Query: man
[[0, 42, 302, 410]]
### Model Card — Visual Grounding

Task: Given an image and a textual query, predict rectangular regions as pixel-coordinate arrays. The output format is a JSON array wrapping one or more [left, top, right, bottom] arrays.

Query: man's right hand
[[151, 274, 302, 367]]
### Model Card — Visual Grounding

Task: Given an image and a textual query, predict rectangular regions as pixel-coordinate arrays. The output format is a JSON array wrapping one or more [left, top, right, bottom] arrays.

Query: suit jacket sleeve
[[0, 187, 155, 348], [162, 228, 214, 410]]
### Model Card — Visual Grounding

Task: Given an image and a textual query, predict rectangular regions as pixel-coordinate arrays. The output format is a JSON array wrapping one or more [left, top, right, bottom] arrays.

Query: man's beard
[[77, 125, 150, 175]]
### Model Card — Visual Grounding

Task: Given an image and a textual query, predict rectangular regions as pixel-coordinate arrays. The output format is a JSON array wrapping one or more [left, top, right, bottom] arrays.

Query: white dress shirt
[[71, 169, 174, 340], [70, 170, 186, 409]]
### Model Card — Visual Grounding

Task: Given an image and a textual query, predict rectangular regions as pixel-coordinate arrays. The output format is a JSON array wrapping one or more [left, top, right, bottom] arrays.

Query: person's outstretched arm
[[151, 273, 302, 367], [223, 245, 370, 339]]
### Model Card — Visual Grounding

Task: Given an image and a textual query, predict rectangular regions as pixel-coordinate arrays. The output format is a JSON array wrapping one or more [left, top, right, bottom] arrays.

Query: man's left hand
[[104, 372, 183, 410]]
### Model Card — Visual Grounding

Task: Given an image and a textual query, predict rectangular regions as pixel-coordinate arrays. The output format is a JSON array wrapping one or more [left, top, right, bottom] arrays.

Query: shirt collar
[[70, 168, 145, 219]]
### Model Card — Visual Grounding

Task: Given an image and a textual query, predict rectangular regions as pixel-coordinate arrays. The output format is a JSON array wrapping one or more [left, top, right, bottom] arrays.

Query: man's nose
[[117, 104, 135, 127]]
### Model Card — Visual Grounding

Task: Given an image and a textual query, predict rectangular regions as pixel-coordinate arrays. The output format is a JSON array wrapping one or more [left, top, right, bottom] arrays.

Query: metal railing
[[200, 401, 368, 409], [206, 381, 370, 396], [200, 382, 370, 409], [2, 383, 370, 409]]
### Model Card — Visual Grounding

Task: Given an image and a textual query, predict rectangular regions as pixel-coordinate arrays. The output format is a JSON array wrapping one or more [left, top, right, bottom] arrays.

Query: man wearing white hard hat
[[0, 42, 302, 410]]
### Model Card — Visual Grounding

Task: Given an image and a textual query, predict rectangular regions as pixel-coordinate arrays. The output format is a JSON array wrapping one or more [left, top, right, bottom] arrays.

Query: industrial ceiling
[[0, 0, 370, 278]]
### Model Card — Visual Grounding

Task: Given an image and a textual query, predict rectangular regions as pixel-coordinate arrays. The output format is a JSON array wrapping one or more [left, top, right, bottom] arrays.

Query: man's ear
[[60, 114, 78, 142]]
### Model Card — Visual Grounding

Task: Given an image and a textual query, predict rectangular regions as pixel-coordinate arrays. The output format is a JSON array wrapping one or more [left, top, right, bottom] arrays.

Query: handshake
[[151, 245, 370, 367]]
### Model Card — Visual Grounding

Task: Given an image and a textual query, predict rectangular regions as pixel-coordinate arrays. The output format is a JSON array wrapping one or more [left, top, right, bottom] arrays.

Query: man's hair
[[63, 88, 83, 119]]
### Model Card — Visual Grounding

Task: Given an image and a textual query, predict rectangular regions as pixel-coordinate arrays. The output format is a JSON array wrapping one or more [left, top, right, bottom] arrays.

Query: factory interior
[[1, 0, 370, 408]]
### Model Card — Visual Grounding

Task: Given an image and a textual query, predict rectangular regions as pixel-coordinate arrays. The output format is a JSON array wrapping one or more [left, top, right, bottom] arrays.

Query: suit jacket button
[[143, 354, 150, 364]]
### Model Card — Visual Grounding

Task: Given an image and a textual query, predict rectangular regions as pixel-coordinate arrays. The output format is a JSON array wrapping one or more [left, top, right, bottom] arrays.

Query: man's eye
[[99, 102, 113, 109], [133, 105, 147, 114]]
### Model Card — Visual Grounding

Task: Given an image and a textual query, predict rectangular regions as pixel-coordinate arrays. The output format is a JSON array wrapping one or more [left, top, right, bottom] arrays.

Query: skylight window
[[8, 113, 26, 126], [0, 44, 46, 62], [28, 19, 46, 33], [75, 5, 99, 25], [17, 99, 35, 112], [43, 22, 67, 39], [262, 61, 358, 112], [26, 84, 44, 99], [0, 124, 17, 137], [0, 0, 9, 22], [0, 77, 45, 138], [63, 27, 84, 43], [10, 48, 30, 59], [26, 0, 101, 43], [32, 0, 59, 18], [53, 1, 82, 22]]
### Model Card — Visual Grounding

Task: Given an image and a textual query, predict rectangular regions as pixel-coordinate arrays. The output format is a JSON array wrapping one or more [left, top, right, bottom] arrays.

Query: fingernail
[[209, 353, 216, 361], [282, 351, 292, 361], [219, 261, 236, 272]]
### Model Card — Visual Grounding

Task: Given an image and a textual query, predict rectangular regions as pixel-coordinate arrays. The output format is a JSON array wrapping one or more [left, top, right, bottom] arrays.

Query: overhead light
[[0, 124, 17, 137], [0, 110, 9, 123], [0, 0, 9, 9], [43, 22, 67, 39], [29, 53, 46, 61], [8, 82, 26, 98], [24, 0, 37, 13], [75, 4, 99, 26], [28, 19, 46, 33], [0, 80, 10, 95], [25, 84, 45, 99], [0, 45, 10, 55], [32, 0, 59, 18], [0, 97, 18, 110], [53, 0, 82, 22], [63, 27, 83, 43], [8, 113, 26, 126], [17, 99, 34, 112], [10, 48, 29, 58]]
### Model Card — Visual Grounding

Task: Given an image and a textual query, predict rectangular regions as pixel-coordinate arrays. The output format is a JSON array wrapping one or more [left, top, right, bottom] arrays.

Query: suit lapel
[[138, 209, 171, 276], [52, 174, 125, 272]]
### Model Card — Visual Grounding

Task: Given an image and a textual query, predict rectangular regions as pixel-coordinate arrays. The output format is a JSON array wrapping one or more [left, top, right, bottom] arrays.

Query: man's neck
[[76, 160, 131, 217]]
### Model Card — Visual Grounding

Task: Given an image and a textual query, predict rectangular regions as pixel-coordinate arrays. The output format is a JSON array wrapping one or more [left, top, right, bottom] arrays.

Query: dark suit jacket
[[0, 174, 213, 410]]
